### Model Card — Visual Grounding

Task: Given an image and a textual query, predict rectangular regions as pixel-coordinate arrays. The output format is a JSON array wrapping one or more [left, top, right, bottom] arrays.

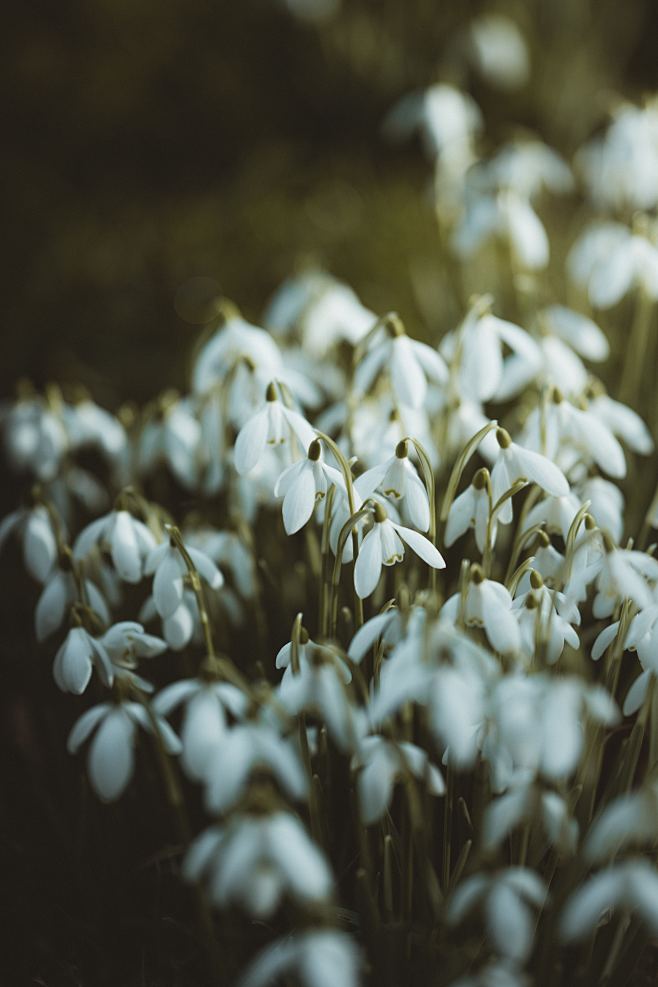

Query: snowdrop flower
[[202, 720, 308, 814], [192, 313, 317, 419], [442, 566, 521, 655], [618, 602, 658, 714], [539, 305, 610, 363], [184, 811, 332, 916], [585, 783, 658, 862], [587, 392, 654, 456], [445, 468, 492, 553], [447, 868, 547, 962], [3, 396, 68, 480], [64, 397, 127, 465], [0, 504, 58, 582], [74, 509, 157, 584], [101, 620, 167, 668], [265, 270, 375, 356], [353, 316, 448, 410], [576, 477, 625, 544], [276, 632, 351, 687], [154, 678, 248, 779], [568, 221, 658, 309], [352, 735, 444, 825], [274, 438, 346, 535], [185, 528, 256, 599], [35, 568, 110, 641], [560, 859, 658, 941], [467, 15, 530, 91], [277, 646, 357, 751], [592, 542, 658, 617], [140, 588, 199, 650], [491, 428, 569, 524], [483, 783, 578, 855], [522, 391, 627, 480], [53, 625, 114, 694], [67, 700, 181, 801], [488, 675, 618, 784], [145, 536, 223, 620], [138, 396, 204, 491], [238, 930, 361, 987], [233, 382, 315, 476], [576, 99, 658, 212], [486, 140, 573, 201], [383, 83, 482, 163], [354, 502, 445, 600], [354, 439, 430, 531], [513, 572, 580, 665], [453, 188, 549, 270], [440, 298, 541, 403]]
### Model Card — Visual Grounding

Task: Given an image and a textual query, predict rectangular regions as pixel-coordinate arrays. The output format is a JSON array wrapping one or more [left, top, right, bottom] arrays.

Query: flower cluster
[[4, 19, 658, 987]]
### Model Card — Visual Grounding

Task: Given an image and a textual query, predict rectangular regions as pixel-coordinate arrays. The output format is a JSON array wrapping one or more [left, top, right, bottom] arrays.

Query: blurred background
[[3, 0, 658, 407], [3, 1, 658, 984]]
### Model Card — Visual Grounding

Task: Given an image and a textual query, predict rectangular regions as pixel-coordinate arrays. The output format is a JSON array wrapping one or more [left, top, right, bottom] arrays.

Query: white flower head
[[274, 438, 346, 535], [74, 508, 157, 584], [354, 438, 430, 532], [354, 316, 448, 410], [53, 625, 114, 695], [184, 811, 332, 916], [0, 503, 59, 582], [354, 502, 445, 599], [145, 534, 223, 620], [233, 382, 315, 476], [68, 700, 181, 801]]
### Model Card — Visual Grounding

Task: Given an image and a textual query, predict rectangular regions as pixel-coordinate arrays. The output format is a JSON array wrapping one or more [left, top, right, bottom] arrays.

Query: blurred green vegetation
[[3, 0, 658, 406]]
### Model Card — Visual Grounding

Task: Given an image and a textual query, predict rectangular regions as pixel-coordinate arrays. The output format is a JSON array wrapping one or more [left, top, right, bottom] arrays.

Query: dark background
[[3, 1, 658, 984]]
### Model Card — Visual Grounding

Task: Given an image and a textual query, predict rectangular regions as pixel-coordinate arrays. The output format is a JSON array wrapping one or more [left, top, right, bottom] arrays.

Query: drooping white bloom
[[440, 298, 542, 403], [237, 930, 361, 987], [101, 621, 167, 671], [264, 270, 375, 356], [145, 537, 223, 619], [277, 647, 357, 751], [487, 674, 618, 785], [576, 98, 658, 212], [483, 783, 578, 855], [354, 439, 430, 531], [467, 14, 530, 91], [64, 398, 128, 465], [192, 313, 317, 417], [591, 545, 658, 617], [539, 305, 610, 362], [74, 509, 157, 583], [383, 83, 482, 163], [274, 439, 346, 535], [447, 868, 548, 962], [491, 428, 569, 524], [442, 568, 521, 656], [453, 188, 550, 270], [352, 735, 444, 825], [35, 569, 110, 641], [513, 573, 581, 665], [354, 503, 445, 599], [201, 721, 308, 814], [353, 320, 448, 410], [67, 700, 181, 801], [233, 384, 315, 476], [53, 625, 114, 694], [3, 396, 68, 481], [585, 782, 658, 862], [587, 393, 654, 456], [445, 468, 492, 553], [154, 678, 248, 779], [184, 812, 332, 916], [568, 221, 658, 309], [560, 859, 658, 940], [0, 504, 58, 582]]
